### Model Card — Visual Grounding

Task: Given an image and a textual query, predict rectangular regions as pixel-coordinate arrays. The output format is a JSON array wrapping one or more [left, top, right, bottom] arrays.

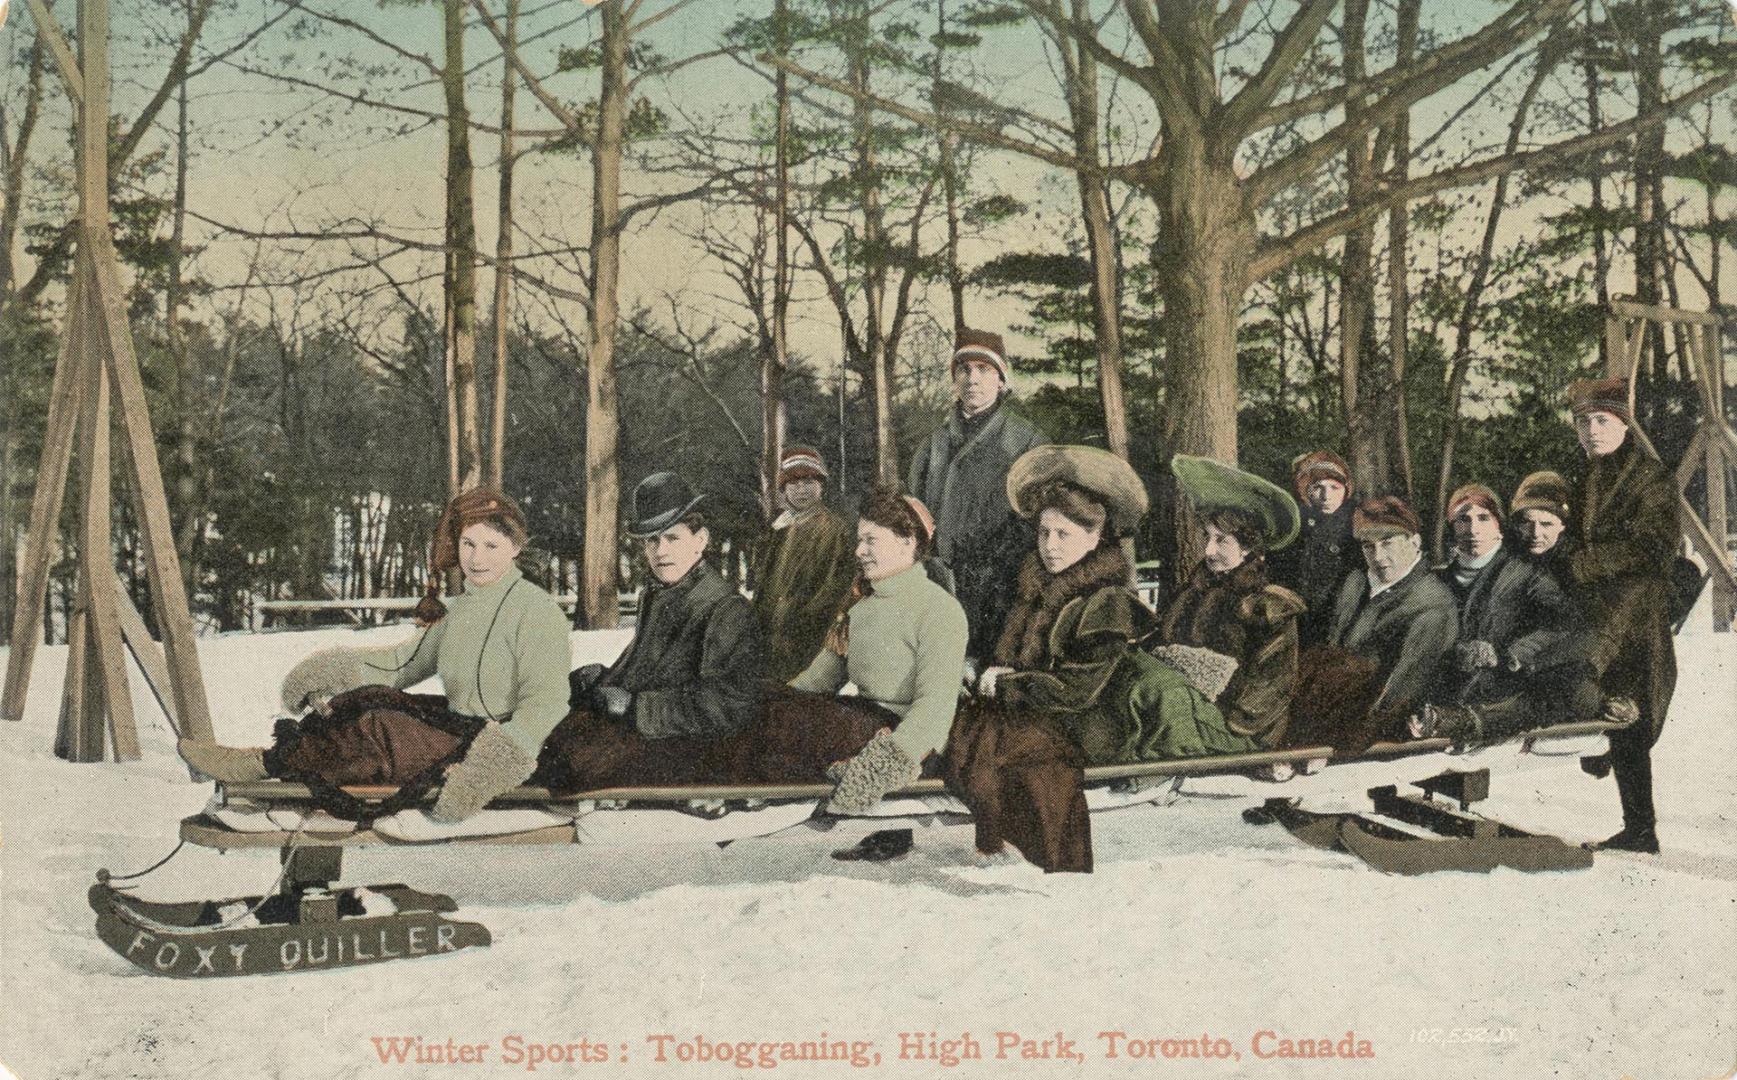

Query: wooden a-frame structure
[[1605, 298, 1736, 632], [1, 0, 214, 755]]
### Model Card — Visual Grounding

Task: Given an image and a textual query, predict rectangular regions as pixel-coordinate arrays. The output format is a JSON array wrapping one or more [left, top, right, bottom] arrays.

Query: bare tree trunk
[[845, 13, 895, 486], [489, 0, 518, 490], [1063, 0, 1129, 460], [1381, 0, 1420, 499], [1585, 2, 1611, 372], [934, 0, 965, 336], [444, 0, 483, 496], [580, 0, 628, 629], [1432, 48, 1554, 558], [1628, 0, 1667, 391], [1339, 0, 1386, 495], [761, 0, 791, 518]]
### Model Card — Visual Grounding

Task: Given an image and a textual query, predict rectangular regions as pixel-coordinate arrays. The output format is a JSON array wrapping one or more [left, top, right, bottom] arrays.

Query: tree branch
[[113, 0, 218, 174], [471, 0, 587, 136], [1244, 0, 1575, 206], [22, 0, 82, 106], [1248, 65, 1737, 280], [1220, 0, 1337, 136]]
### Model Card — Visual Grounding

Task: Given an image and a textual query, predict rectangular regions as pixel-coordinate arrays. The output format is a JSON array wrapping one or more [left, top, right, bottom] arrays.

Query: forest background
[[0, 0, 1733, 638]]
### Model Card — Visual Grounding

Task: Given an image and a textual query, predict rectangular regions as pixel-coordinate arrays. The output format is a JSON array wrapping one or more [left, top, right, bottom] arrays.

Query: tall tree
[[444, 0, 484, 496], [490, 0, 519, 490]]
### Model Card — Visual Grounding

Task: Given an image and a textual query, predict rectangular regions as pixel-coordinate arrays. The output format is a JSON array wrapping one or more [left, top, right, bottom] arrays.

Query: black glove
[[591, 684, 633, 721], [568, 664, 608, 709]]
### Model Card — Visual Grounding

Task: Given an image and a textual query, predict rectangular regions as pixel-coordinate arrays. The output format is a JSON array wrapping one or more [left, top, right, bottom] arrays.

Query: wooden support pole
[[1610, 298, 1726, 327], [23, 0, 85, 106], [69, 268, 140, 761], [88, 233, 214, 741], [1, 268, 86, 721], [114, 579, 181, 736], [53, 605, 91, 758]]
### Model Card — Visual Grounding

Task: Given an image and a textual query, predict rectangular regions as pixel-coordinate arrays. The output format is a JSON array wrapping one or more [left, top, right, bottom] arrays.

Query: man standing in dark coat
[[1414, 483, 1595, 744], [1564, 377, 1679, 854], [1268, 450, 1361, 647], [750, 446, 856, 682], [1285, 496, 1459, 753], [907, 327, 1047, 660], [542, 472, 765, 791]]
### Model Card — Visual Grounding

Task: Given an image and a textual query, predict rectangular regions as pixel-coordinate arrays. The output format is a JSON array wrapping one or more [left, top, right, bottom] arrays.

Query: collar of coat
[[644, 559, 730, 610], [993, 545, 1131, 669], [1577, 436, 1643, 535], [1187, 554, 1269, 595]]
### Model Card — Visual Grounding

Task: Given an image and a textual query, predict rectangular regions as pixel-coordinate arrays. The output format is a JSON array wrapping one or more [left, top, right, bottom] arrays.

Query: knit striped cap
[[1447, 483, 1503, 523], [779, 445, 829, 485], [951, 327, 1009, 381]]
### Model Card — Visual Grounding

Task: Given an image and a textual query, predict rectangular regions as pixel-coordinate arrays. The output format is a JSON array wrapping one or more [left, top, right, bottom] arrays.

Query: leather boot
[[179, 739, 268, 783]]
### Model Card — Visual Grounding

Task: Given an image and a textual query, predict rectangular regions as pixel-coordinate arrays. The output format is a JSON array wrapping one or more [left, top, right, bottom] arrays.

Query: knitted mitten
[[429, 724, 539, 823], [1150, 644, 1240, 702], [826, 731, 921, 815], [280, 647, 369, 715]]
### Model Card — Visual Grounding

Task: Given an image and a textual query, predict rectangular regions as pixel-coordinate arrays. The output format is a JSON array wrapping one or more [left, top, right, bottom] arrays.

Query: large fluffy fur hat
[[1007, 444, 1149, 537], [1289, 449, 1353, 502], [1566, 376, 1632, 424], [1171, 454, 1302, 552], [1510, 470, 1572, 522]]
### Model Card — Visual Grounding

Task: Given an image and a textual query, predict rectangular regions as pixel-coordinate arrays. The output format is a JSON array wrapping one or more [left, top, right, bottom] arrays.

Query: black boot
[[832, 828, 914, 862], [1584, 826, 1659, 854]]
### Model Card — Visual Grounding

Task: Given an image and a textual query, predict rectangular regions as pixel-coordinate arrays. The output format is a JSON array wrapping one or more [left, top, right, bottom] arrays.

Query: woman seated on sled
[[1149, 455, 1307, 778], [962, 445, 1241, 765], [785, 489, 969, 814], [178, 488, 572, 823]]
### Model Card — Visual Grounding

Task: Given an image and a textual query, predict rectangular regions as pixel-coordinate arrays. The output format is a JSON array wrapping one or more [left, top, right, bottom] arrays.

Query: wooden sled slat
[[180, 814, 578, 849]]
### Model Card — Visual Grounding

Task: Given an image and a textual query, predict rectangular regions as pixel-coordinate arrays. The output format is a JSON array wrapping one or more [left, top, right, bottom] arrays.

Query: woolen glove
[[1455, 640, 1499, 672], [429, 723, 538, 823], [280, 647, 367, 715], [976, 666, 1014, 699], [568, 663, 608, 708], [591, 685, 633, 720]]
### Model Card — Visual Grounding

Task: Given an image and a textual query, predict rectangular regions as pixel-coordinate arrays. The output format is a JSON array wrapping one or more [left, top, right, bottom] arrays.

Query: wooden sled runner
[[94, 720, 1620, 977]]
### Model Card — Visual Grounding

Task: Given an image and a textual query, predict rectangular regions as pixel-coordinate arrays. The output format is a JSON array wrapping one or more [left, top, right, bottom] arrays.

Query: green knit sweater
[[358, 564, 572, 757], [790, 563, 969, 761]]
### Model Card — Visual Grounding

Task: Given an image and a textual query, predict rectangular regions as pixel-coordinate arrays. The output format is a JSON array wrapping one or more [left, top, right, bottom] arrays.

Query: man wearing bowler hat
[[547, 472, 765, 790], [907, 327, 1048, 661]]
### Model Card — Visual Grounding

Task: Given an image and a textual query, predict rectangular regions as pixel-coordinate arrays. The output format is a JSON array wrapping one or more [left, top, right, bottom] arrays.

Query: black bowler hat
[[625, 471, 707, 538]]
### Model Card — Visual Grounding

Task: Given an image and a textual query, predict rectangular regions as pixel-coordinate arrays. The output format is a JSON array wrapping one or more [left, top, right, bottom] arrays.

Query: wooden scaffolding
[[1, 0, 214, 754], [1605, 298, 1736, 632]]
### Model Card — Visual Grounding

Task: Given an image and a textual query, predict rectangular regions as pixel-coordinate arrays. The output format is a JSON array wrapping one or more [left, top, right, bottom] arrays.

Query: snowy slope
[[1, 613, 1733, 1080]]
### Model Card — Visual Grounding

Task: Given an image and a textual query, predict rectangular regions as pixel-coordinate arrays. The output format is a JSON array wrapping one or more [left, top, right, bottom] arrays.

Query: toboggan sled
[[90, 720, 1622, 977]]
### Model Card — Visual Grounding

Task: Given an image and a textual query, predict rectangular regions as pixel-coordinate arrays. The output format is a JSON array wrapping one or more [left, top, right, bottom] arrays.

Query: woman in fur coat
[[177, 489, 572, 824], [967, 446, 1245, 764]]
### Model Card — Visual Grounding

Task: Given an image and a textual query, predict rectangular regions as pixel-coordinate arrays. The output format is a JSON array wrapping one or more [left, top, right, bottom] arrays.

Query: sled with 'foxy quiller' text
[[89, 718, 1622, 977]]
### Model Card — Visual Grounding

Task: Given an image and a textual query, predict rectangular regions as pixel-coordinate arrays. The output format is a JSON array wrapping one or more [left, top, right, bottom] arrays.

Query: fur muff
[[1149, 644, 1239, 702], [430, 722, 538, 822], [280, 647, 369, 714], [993, 546, 1132, 670], [826, 730, 920, 815]]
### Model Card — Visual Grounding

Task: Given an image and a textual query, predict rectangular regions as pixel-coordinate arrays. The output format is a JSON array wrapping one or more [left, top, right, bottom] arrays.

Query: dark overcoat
[[1270, 503, 1360, 647], [1327, 559, 1459, 719], [1567, 438, 1678, 745], [1150, 556, 1303, 747], [602, 561, 765, 739], [907, 398, 1047, 658], [750, 506, 856, 682], [1435, 545, 1582, 706]]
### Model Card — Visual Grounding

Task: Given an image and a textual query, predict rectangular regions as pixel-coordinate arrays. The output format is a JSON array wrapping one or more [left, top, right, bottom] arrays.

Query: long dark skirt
[[531, 687, 898, 796]]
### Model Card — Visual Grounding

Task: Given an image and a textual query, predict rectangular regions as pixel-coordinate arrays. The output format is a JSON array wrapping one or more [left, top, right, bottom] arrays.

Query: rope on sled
[[98, 840, 187, 889], [106, 819, 316, 935]]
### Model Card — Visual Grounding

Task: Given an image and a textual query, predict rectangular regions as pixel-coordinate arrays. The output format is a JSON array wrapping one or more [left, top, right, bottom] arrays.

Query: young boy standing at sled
[[1561, 378, 1679, 854]]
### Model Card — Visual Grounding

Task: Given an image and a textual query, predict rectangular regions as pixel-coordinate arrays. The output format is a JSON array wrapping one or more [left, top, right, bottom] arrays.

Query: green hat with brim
[[1170, 454, 1302, 552], [1007, 445, 1149, 536]]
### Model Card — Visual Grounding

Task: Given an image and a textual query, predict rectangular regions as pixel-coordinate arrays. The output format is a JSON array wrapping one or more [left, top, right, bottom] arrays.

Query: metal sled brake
[[100, 720, 1619, 979]]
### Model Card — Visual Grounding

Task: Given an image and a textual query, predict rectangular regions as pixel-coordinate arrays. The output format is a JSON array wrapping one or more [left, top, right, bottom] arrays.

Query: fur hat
[[1171, 454, 1302, 552], [421, 488, 530, 624], [826, 730, 921, 815], [778, 445, 828, 486], [952, 327, 1009, 382], [1566, 377, 1632, 424], [1352, 495, 1422, 540], [1290, 449, 1353, 502], [1447, 483, 1504, 523], [1007, 445, 1149, 536], [1510, 470, 1572, 522], [1150, 644, 1239, 702]]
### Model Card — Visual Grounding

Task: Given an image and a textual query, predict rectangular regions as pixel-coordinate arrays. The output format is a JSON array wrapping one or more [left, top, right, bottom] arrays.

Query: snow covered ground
[[2, 609, 1734, 1080]]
